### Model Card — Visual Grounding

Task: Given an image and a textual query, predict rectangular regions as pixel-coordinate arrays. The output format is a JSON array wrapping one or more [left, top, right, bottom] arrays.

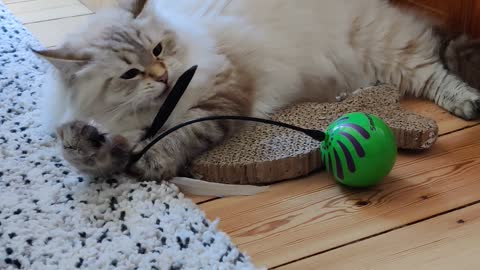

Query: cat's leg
[[374, 36, 480, 119], [395, 62, 480, 120], [356, 9, 480, 119], [127, 109, 225, 180], [129, 101, 248, 180], [57, 121, 131, 176], [129, 70, 253, 180]]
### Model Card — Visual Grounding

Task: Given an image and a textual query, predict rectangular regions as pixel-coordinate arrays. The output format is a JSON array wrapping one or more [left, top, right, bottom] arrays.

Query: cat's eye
[[152, 42, 163, 57], [120, 68, 141, 80]]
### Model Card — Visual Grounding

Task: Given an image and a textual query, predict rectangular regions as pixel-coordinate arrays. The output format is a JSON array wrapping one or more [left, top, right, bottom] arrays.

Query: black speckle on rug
[[0, 4, 258, 270]]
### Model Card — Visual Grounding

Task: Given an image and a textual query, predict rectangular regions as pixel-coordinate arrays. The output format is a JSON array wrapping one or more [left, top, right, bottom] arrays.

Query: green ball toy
[[321, 112, 397, 188]]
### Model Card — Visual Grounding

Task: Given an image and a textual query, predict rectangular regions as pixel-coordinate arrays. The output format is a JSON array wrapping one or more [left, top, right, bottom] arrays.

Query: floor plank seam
[[4, 0, 35, 5], [196, 197, 220, 205], [440, 123, 480, 137], [23, 12, 92, 25], [271, 198, 480, 269]]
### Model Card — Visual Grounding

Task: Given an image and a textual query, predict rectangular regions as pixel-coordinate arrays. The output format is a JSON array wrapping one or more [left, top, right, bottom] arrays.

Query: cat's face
[[35, 0, 213, 127], [78, 15, 186, 110]]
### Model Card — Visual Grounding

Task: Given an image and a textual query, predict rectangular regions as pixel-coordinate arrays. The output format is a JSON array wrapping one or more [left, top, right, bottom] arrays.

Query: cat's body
[[37, 0, 480, 180]]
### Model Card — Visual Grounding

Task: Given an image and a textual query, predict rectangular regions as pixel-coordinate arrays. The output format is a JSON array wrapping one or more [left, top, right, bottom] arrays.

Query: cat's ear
[[118, 0, 149, 18], [32, 48, 90, 72]]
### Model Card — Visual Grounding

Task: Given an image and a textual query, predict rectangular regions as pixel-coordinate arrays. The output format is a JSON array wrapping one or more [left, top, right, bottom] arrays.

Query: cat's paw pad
[[57, 121, 131, 175], [58, 121, 105, 152]]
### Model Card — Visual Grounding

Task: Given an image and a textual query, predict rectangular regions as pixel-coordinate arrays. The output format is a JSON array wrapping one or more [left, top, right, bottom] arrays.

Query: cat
[[35, 0, 480, 181]]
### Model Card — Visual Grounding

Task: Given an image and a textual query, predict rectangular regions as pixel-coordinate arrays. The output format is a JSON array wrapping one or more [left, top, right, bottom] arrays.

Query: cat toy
[[128, 66, 398, 188], [322, 112, 397, 187]]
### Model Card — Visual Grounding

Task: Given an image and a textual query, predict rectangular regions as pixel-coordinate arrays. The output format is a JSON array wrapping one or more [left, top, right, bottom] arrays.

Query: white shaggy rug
[[0, 5, 257, 270]]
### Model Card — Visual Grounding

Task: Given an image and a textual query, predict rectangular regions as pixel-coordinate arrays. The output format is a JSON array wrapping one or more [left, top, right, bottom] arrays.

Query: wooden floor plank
[[7, 0, 92, 24], [200, 122, 480, 268], [278, 203, 480, 270], [25, 15, 92, 47], [80, 0, 117, 12]]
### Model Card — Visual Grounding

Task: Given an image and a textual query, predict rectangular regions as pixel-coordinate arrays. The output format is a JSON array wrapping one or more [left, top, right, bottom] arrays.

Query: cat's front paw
[[449, 91, 480, 120], [57, 121, 131, 176]]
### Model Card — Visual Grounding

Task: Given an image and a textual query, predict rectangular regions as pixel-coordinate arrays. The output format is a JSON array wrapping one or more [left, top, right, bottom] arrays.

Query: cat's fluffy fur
[[36, 0, 480, 180], [439, 31, 480, 91]]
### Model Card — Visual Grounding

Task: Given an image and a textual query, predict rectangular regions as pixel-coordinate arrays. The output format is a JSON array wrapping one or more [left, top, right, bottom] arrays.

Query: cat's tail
[[437, 28, 480, 90]]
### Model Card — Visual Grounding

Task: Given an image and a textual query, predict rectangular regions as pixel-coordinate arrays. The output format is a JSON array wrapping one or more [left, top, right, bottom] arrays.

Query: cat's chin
[[154, 85, 170, 100], [144, 86, 171, 108]]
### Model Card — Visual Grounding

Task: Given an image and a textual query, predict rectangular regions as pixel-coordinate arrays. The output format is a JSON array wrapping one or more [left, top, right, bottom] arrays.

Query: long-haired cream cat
[[35, 0, 480, 181]]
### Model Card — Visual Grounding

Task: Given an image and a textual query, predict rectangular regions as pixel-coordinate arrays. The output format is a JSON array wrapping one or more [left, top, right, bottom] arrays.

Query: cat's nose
[[154, 71, 169, 84], [146, 62, 169, 84]]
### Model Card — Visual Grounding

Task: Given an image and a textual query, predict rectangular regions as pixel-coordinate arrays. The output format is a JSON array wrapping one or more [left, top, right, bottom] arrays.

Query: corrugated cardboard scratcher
[[189, 85, 439, 185]]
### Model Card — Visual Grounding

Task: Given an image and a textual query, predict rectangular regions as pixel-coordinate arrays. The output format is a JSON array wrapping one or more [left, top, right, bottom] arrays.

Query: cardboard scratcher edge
[[189, 85, 439, 185]]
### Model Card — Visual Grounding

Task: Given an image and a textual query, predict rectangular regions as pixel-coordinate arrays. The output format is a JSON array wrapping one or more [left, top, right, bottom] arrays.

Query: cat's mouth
[[154, 84, 171, 100]]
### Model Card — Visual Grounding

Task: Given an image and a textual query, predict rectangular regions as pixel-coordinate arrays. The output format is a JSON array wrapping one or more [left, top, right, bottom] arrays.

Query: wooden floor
[[5, 0, 480, 269]]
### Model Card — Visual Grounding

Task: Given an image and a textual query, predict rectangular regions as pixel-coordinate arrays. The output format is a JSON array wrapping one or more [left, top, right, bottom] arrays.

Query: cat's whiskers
[[105, 95, 138, 120]]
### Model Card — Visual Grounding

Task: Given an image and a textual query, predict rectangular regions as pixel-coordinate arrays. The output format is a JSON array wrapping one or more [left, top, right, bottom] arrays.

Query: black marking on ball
[[337, 140, 356, 173], [333, 148, 344, 180], [339, 132, 365, 157], [364, 113, 376, 131], [338, 123, 370, 139], [328, 152, 334, 174], [337, 117, 350, 123]]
